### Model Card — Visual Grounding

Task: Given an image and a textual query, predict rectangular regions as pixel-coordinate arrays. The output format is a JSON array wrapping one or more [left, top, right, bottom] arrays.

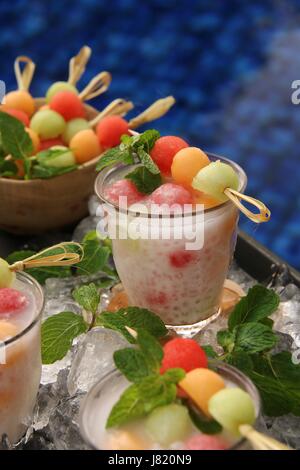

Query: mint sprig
[[96, 129, 161, 194], [207, 284, 300, 417]]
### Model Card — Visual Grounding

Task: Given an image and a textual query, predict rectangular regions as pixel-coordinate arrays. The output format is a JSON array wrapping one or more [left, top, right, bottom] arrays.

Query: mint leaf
[[113, 348, 150, 382], [97, 307, 167, 343], [106, 373, 177, 428], [76, 240, 110, 275], [201, 345, 218, 359], [137, 148, 160, 174], [228, 285, 280, 330], [163, 368, 185, 383], [135, 129, 160, 151], [217, 330, 235, 353], [125, 166, 162, 194], [234, 323, 277, 354], [225, 351, 254, 374], [188, 404, 222, 435], [73, 283, 100, 315], [106, 383, 145, 428], [41, 312, 87, 364], [0, 158, 18, 177], [96, 311, 136, 343], [6, 249, 71, 284], [96, 147, 134, 172], [31, 164, 77, 179], [36, 148, 71, 163], [0, 111, 33, 160], [118, 307, 167, 338], [137, 329, 163, 372]]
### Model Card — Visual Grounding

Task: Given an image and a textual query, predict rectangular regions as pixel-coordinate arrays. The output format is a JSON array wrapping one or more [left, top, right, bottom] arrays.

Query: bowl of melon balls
[[0, 52, 174, 234]]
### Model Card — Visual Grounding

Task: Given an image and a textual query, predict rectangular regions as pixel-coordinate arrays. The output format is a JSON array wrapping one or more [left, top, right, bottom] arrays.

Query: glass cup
[[79, 362, 261, 450], [0, 272, 44, 445], [95, 154, 247, 336]]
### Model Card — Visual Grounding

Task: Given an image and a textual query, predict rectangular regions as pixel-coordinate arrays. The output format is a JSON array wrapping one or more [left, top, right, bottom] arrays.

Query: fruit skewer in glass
[[96, 130, 270, 334]]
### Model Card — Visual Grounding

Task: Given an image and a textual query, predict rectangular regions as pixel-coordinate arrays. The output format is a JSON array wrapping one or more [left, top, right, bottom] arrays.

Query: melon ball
[[5, 90, 35, 116], [46, 81, 78, 102], [70, 129, 101, 164], [30, 109, 66, 139]]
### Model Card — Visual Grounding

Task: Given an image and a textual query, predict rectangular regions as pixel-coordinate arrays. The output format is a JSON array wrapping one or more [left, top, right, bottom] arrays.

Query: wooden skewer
[[89, 99, 134, 127], [128, 96, 175, 129], [9, 242, 84, 272], [79, 71, 112, 101], [90, 96, 176, 129], [224, 188, 271, 223], [239, 425, 293, 451], [14, 56, 36, 91], [68, 46, 92, 86]]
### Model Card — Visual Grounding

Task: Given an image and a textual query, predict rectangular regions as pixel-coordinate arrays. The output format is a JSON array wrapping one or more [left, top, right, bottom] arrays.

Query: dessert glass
[[79, 362, 261, 450], [95, 154, 247, 336], [0, 272, 44, 445]]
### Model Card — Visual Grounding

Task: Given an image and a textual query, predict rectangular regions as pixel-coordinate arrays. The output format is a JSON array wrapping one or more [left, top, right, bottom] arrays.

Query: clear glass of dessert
[[95, 154, 247, 336], [79, 362, 260, 451], [0, 272, 44, 445]]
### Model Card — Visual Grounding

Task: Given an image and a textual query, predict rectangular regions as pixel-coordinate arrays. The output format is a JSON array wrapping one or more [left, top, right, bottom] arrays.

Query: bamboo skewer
[[239, 425, 293, 451], [89, 99, 134, 127], [14, 56, 36, 91], [128, 96, 175, 129], [79, 71, 112, 101], [68, 46, 92, 86], [8, 242, 84, 272], [224, 188, 271, 223]]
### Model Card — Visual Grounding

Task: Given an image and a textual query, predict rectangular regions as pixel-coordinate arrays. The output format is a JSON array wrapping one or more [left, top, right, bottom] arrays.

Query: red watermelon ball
[[39, 137, 64, 150], [49, 91, 85, 121], [0, 288, 28, 314], [160, 338, 208, 374], [150, 136, 189, 175], [4, 108, 30, 127], [96, 115, 129, 149]]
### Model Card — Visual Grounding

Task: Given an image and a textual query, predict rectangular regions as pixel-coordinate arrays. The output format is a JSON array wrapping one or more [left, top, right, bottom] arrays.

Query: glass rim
[[79, 361, 261, 451], [2, 271, 44, 347], [94, 153, 247, 219]]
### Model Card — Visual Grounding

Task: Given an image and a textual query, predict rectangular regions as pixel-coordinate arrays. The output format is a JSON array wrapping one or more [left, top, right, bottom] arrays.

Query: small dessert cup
[[95, 154, 247, 336], [0, 272, 44, 445], [79, 362, 261, 451]]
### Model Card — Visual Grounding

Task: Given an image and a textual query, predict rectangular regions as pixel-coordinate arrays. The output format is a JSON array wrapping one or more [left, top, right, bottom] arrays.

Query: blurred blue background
[[1, 0, 300, 268]]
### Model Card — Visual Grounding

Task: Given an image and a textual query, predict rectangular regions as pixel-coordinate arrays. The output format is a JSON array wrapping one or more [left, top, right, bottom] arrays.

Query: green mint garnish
[[0, 111, 33, 161], [205, 284, 300, 417], [96, 306, 167, 344], [125, 166, 162, 194], [73, 283, 100, 316], [96, 129, 161, 194], [41, 312, 88, 364], [106, 369, 185, 429], [228, 284, 280, 330]]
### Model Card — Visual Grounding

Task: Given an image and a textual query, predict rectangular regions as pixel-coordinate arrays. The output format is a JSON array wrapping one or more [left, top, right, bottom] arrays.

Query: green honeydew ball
[[192, 161, 239, 202]]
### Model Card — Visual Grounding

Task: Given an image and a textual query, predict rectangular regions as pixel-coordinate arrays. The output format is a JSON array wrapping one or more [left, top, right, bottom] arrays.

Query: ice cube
[[67, 327, 129, 396]]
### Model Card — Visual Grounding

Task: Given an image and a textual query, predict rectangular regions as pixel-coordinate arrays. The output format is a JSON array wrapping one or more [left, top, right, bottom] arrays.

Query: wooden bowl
[[0, 99, 100, 235]]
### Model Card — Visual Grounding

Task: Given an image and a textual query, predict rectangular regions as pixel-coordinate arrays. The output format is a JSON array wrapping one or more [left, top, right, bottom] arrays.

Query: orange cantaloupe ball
[[107, 430, 146, 450], [70, 129, 101, 164], [4, 90, 35, 117], [171, 147, 210, 187], [25, 127, 40, 154], [0, 321, 18, 341], [179, 368, 225, 417]]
